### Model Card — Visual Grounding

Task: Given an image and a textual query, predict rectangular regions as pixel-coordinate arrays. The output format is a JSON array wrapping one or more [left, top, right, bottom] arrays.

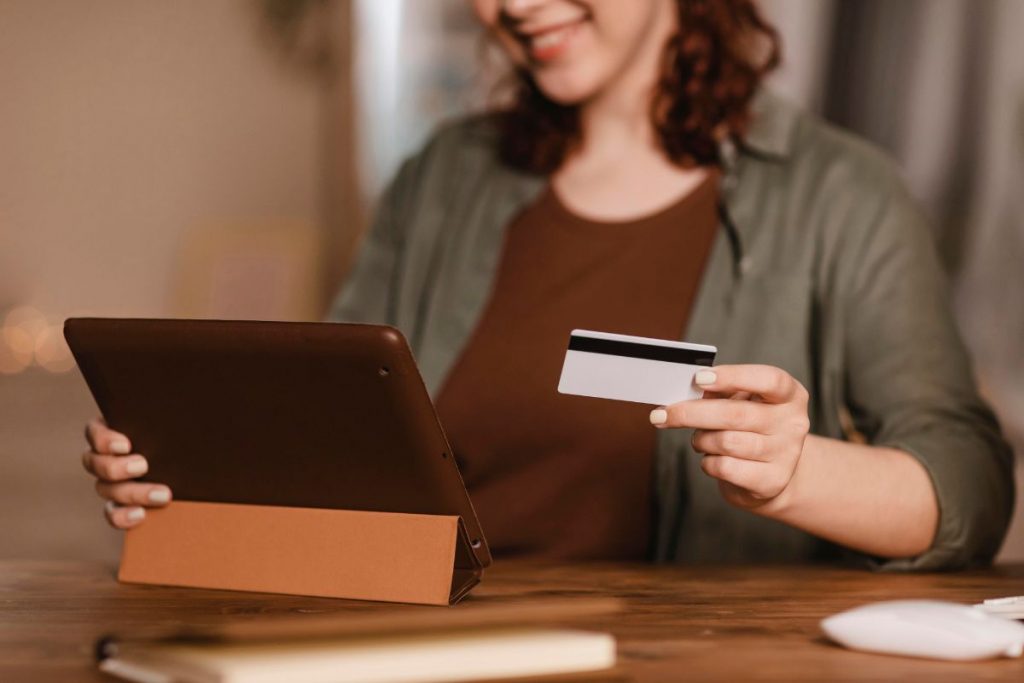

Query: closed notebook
[[97, 598, 621, 683], [100, 628, 615, 683]]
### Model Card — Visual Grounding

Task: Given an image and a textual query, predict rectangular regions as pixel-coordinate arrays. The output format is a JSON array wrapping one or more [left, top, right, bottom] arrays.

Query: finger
[[691, 429, 770, 461], [83, 452, 149, 482], [704, 456, 790, 499], [699, 455, 787, 499], [700, 454, 758, 488], [96, 481, 172, 507], [694, 365, 806, 404], [653, 399, 775, 432], [85, 417, 132, 455], [81, 450, 94, 475], [700, 390, 753, 401], [104, 501, 146, 529]]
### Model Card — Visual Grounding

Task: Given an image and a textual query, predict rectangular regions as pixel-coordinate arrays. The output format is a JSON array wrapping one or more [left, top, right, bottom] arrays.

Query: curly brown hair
[[497, 0, 781, 174]]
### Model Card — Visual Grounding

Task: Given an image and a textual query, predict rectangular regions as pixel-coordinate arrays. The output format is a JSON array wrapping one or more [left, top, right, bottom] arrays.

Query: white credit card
[[557, 329, 717, 406]]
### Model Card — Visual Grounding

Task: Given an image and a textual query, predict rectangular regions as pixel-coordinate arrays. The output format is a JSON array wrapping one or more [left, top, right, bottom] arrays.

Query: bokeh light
[[0, 306, 75, 374], [34, 324, 76, 373], [0, 338, 32, 374]]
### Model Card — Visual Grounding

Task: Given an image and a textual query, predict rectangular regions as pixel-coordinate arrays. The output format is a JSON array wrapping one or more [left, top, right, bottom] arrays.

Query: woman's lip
[[519, 19, 586, 62], [516, 16, 585, 39]]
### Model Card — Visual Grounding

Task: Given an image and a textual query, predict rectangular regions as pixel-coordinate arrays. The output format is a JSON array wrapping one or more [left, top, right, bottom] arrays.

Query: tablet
[[64, 318, 492, 568]]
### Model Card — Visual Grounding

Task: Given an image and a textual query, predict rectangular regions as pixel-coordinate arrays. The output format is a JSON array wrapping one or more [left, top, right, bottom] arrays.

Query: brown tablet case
[[120, 502, 483, 605], [65, 318, 492, 606]]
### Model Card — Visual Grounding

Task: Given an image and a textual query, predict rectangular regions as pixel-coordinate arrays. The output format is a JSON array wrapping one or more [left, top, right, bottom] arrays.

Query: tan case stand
[[118, 501, 484, 606]]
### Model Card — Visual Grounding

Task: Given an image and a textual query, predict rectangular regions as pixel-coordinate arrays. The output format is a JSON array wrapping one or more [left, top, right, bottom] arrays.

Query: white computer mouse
[[821, 600, 1024, 661]]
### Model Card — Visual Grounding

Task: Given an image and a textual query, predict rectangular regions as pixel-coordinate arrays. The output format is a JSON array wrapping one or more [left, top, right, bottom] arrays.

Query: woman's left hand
[[650, 364, 811, 510]]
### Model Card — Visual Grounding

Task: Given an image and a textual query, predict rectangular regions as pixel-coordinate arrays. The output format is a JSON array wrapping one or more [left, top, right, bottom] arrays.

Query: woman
[[82, 0, 1014, 568]]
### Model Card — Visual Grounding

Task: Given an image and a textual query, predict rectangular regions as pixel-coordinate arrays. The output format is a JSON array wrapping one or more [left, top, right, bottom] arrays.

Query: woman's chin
[[533, 74, 602, 106]]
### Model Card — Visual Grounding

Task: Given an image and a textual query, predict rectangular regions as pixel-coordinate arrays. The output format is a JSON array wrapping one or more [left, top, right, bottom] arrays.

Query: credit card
[[557, 329, 717, 406]]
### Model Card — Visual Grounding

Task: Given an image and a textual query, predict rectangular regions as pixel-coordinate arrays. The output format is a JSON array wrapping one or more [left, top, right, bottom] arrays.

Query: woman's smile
[[476, 0, 676, 104], [515, 15, 588, 63]]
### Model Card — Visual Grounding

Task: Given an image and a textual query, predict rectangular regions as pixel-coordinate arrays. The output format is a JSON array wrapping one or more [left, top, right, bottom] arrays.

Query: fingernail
[[649, 408, 667, 425], [125, 458, 148, 476], [695, 370, 717, 386], [110, 439, 131, 455], [126, 507, 146, 522], [148, 488, 170, 504]]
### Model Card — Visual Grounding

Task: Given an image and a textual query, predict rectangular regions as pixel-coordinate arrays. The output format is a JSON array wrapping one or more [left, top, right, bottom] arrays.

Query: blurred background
[[1, 0, 1021, 563]]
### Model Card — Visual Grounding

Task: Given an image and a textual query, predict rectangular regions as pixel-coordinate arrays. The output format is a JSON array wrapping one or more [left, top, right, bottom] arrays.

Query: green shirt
[[328, 91, 1014, 570]]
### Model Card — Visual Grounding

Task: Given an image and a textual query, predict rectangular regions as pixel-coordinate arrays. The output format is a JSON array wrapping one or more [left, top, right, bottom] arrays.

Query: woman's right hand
[[82, 417, 173, 529]]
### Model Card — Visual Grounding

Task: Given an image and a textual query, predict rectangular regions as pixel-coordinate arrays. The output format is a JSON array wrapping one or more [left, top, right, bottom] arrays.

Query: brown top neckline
[[544, 169, 718, 232], [434, 170, 722, 561]]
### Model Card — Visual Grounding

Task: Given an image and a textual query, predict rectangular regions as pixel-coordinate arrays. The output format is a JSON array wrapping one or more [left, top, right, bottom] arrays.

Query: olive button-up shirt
[[328, 92, 1015, 570]]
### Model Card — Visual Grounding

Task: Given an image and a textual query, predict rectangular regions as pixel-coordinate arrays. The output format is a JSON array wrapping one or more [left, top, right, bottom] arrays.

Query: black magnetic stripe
[[568, 335, 715, 366]]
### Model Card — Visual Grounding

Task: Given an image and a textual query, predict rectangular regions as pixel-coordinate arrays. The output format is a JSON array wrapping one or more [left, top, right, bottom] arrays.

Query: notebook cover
[[97, 596, 625, 648]]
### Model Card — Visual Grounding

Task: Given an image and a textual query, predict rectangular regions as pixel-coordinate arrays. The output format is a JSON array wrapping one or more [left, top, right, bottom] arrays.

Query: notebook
[[97, 598, 621, 683], [100, 628, 616, 683]]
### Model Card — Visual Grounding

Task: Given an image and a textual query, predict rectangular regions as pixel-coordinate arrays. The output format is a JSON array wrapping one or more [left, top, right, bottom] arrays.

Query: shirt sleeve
[[838, 178, 1015, 570], [324, 152, 424, 325]]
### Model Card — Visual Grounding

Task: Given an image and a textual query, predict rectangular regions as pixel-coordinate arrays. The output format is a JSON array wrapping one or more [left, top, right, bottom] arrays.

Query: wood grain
[[2, 560, 1023, 681]]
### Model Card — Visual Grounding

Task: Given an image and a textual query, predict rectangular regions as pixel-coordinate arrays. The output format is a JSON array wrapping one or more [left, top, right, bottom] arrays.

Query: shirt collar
[[736, 89, 799, 161]]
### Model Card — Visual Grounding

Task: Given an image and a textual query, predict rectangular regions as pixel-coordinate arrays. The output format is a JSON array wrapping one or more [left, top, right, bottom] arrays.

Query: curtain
[[764, 0, 1024, 559]]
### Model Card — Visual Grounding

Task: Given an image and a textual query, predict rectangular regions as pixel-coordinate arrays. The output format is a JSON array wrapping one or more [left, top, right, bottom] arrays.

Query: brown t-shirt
[[435, 173, 720, 560]]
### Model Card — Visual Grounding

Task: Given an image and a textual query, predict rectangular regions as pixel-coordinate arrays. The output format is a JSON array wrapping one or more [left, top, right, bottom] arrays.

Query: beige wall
[[0, 0, 322, 319], [0, 1, 346, 561]]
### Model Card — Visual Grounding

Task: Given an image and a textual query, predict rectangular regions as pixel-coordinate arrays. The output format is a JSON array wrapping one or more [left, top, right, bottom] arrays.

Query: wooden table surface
[[3, 559, 1024, 682]]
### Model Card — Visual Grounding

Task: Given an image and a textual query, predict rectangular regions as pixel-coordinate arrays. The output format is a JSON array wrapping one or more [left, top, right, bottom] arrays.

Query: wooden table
[[3, 560, 1024, 682]]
